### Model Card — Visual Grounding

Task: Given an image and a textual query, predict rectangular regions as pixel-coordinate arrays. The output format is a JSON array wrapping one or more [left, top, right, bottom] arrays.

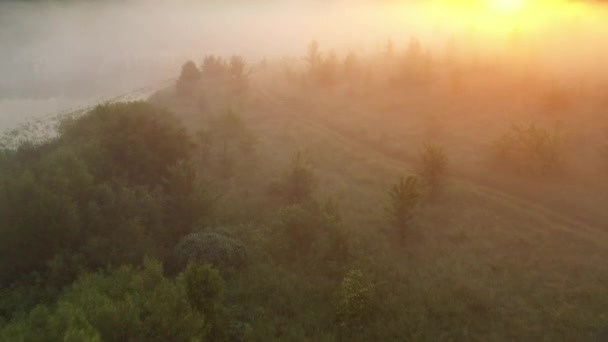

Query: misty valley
[[2, 0, 608, 341]]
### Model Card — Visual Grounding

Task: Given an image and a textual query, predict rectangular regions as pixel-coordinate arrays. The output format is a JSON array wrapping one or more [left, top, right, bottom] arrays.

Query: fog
[[2, 0, 608, 130]]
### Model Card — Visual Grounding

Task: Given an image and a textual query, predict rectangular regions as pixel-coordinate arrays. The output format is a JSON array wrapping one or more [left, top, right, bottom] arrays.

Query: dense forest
[[2, 35, 608, 341]]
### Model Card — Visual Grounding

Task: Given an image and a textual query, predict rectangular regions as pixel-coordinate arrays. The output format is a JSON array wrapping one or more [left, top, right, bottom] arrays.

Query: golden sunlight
[[487, 0, 527, 13], [416, 0, 591, 38]]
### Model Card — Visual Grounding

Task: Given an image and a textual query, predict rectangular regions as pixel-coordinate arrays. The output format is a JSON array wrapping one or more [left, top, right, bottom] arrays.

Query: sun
[[487, 0, 527, 13]]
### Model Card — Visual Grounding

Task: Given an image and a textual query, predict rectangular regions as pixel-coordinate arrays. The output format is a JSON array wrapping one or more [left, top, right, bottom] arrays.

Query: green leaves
[[0, 259, 215, 342], [0, 101, 207, 287], [335, 269, 376, 335]]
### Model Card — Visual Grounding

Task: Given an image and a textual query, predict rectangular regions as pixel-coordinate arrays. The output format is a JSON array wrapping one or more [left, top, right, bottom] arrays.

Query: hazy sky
[[1, 0, 607, 127]]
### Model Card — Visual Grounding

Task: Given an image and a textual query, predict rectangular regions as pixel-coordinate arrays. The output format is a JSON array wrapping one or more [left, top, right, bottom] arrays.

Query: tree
[[180, 262, 226, 340], [203, 109, 257, 178], [304, 40, 323, 72], [418, 143, 448, 197], [271, 201, 349, 262], [343, 51, 359, 78], [335, 269, 376, 336], [0, 259, 208, 342], [175, 229, 248, 270], [0, 102, 206, 286], [319, 50, 338, 85], [491, 124, 563, 177], [272, 151, 316, 205], [229, 55, 247, 80], [202, 55, 227, 77], [386, 176, 421, 242], [176, 60, 201, 98]]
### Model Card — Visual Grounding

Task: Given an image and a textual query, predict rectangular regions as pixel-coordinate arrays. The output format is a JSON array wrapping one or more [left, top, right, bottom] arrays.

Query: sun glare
[[413, 0, 590, 38], [488, 0, 527, 13]]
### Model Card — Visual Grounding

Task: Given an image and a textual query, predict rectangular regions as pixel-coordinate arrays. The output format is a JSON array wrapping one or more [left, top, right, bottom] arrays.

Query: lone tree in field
[[387, 176, 421, 243], [418, 143, 448, 197]]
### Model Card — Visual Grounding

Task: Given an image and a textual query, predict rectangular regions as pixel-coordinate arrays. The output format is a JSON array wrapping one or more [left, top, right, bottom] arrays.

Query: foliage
[[181, 262, 226, 340], [335, 269, 376, 336], [271, 201, 349, 263], [386, 176, 421, 243], [492, 123, 563, 177], [304, 40, 323, 73], [418, 143, 448, 197], [0, 102, 206, 286], [175, 229, 248, 270], [176, 60, 201, 98], [202, 55, 228, 77], [270, 151, 316, 205], [198, 109, 257, 178], [0, 259, 212, 342]]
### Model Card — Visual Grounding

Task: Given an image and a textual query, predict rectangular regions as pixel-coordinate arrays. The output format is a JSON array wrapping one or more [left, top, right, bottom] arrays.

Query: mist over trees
[[3, 4, 608, 337]]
